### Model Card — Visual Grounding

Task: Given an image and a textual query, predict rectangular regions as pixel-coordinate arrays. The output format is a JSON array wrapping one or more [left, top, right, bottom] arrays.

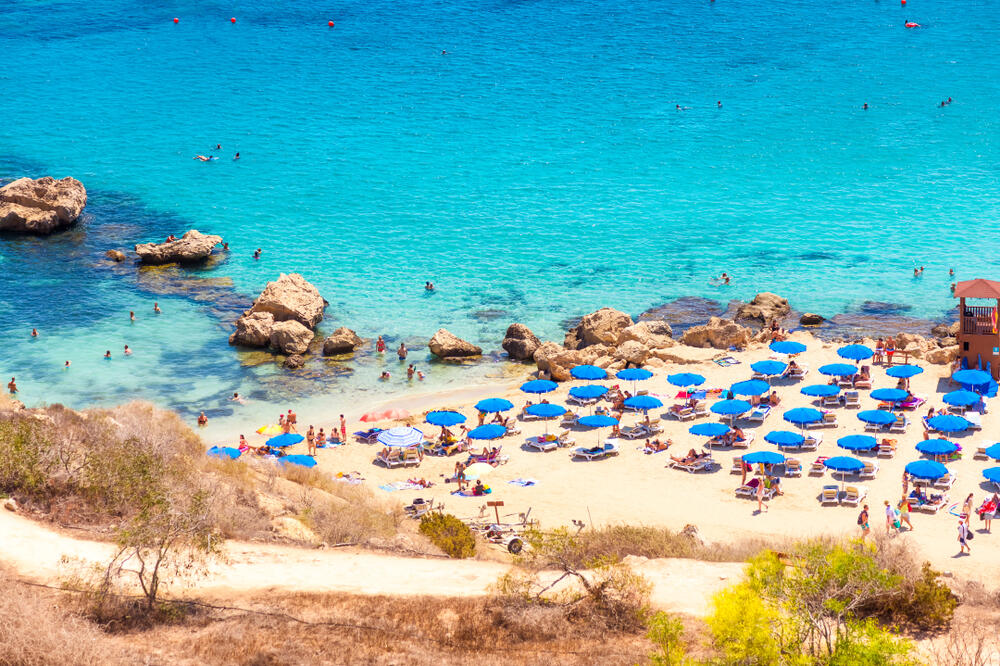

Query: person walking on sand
[[858, 504, 870, 539], [756, 477, 768, 513], [306, 425, 315, 455], [985, 492, 999, 532], [885, 500, 899, 535], [958, 514, 971, 555], [339, 414, 347, 443], [287, 409, 298, 433], [898, 496, 913, 531], [963, 493, 974, 520]]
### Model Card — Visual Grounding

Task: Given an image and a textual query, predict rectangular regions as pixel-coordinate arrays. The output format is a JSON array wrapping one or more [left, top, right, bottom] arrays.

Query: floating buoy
[[173, 17, 179, 23], [230, 17, 236, 23], [328, 20, 334, 27], [905, 21, 919, 27], [901, 0, 906, 5]]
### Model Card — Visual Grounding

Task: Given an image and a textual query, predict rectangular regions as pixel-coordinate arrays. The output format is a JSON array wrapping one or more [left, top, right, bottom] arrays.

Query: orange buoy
[[328, 20, 334, 26], [173, 17, 179, 23], [901, 0, 906, 4], [905, 21, 919, 27], [230, 17, 236, 23]]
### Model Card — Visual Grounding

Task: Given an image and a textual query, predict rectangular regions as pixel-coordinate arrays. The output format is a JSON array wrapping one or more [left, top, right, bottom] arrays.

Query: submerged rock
[[0, 176, 87, 234], [429, 329, 482, 358], [247, 273, 326, 329], [105, 249, 127, 262], [322, 327, 364, 355], [135, 230, 223, 265], [501, 323, 541, 361]]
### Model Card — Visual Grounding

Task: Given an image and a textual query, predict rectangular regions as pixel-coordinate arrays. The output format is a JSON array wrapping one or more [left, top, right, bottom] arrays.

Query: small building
[[954, 279, 1000, 378]]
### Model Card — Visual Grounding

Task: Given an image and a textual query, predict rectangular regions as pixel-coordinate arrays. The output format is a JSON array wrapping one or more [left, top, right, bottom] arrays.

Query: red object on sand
[[360, 408, 411, 422]]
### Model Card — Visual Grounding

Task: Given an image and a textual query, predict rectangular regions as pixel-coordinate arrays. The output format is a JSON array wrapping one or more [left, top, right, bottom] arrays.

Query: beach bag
[[967, 530, 974, 540], [857, 513, 865, 526]]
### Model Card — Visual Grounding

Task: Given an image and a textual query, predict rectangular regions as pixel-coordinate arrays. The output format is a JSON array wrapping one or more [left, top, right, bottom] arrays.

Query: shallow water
[[1, 0, 998, 420]]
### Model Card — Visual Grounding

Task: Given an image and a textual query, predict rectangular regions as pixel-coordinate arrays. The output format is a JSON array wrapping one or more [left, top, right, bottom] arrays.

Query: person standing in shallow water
[[375, 336, 386, 353], [7, 377, 17, 394], [397, 342, 407, 360]]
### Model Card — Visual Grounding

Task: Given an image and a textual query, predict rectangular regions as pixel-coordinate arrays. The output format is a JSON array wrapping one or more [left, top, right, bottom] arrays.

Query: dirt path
[[0, 510, 742, 616]]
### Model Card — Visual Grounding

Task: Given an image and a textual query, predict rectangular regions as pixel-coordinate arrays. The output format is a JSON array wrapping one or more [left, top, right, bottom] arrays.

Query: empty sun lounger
[[842, 485, 868, 506], [524, 436, 559, 452], [800, 433, 822, 451], [354, 428, 384, 444], [964, 412, 983, 431], [806, 411, 837, 429], [820, 485, 840, 505], [877, 439, 897, 458], [784, 457, 803, 477], [746, 405, 770, 423], [571, 441, 619, 461], [619, 424, 649, 440], [889, 415, 909, 434], [692, 402, 710, 419], [933, 471, 956, 490], [809, 456, 829, 476], [731, 455, 746, 474], [859, 461, 879, 480], [821, 395, 841, 408], [843, 391, 860, 408], [560, 412, 580, 428]]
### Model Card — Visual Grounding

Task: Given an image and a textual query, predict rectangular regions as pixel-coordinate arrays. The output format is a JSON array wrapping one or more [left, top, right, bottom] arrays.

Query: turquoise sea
[[2, 0, 999, 422]]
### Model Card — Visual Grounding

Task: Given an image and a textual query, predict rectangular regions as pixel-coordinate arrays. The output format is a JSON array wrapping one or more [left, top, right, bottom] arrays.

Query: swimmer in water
[[124, 345, 132, 355], [417, 371, 425, 381], [64, 360, 71, 369], [407, 364, 415, 380], [215, 144, 222, 150], [193, 155, 213, 162], [376, 336, 386, 353], [949, 268, 955, 276], [718, 272, 731, 285], [7, 377, 17, 394], [253, 248, 261, 259], [425, 281, 434, 291], [863, 103, 868, 110], [154, 302, 161, 314], [31, 328, 38, 337], [441, 50, 447, 55], [380, 371, 391, 380], [231, 392, 245, 404], [130, 311, 135, 322], [104, 350, 112, 359], [234, 152, 240, 160], [717, 101, 722, 108], [676, 104, 681, 111], [222, 242, 229, 251]]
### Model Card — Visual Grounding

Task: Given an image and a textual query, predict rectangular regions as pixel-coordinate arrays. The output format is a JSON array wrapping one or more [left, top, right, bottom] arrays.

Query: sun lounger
[[567, 395, 599, 406], [806, 411, 837, 429], [843, 391, 860, 408], [557, 430, 576, 447], [854, 371, 872, 389], [731, 429, 756, 449], [784, 457, 803, 477], [560, 412, 580, 428], [668, 405, 695, 421], [877, 439, 897, 458], [975, 442, 994, 460], [837, 376, 854, 389], [668, 454, 714, 473], [524, 436, 559, 452], [912, 492, 948, 514], [570, 441, 619, 461], [354, 428, 383, 444], [933, 471, 956, 490], [746, 405, 770, 423], [736, 477, 774, 500], [619, 424, 650, 440], [801, 433, 822, 451], [809, 456, 829, 476], [889, 415, 909, 434], [731, 455, 746, 474], [692, 402, 710, 419], [898, 395, 926, 410], [842, 485, 868, 506], [375, 448, 419, 468], [820, 485, 840, 505], [964, 412, 983, 431], [503, 423, 522, 437], [859, 461, 878, 480], [821, 395, 840, 408], [787, 364, 808, 380]]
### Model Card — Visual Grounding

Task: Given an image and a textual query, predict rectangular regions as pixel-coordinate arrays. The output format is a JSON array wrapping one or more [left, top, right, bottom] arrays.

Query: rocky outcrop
[[429, 329, 482, 358], [322, 327, 364, 356], [799, 313, 825, 326], [926, 345, 959, 365], [269, 320, 314, 355], [533, 342, 609, 381], [620, 321, 673, 349], [614, 340, 650, 366], [735, 293, 790, 325], [894, 332, 934, 359], [0, 176, 87, 234], [247, 273, 325, 329], [105, 249, 126, 262], [135, 230, 222, 265], [283, 354, 306, 369], [680, 317, 752, 350], [931, 322, 960, 338], [229, 312, 275, 347], [502, 323, 541, 361], [564, 308, 634, 349]]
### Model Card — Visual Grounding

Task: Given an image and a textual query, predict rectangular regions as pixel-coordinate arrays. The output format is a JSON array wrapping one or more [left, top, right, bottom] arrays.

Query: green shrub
[[827, 619, 919, 666], [646, 611, 689, 665], [419, 513, 476, 558], [861, 562, 957, 632], [0, 420, 51, 496]]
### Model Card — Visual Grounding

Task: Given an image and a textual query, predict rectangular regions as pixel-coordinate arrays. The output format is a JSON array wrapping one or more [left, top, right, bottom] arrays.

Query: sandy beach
[[207, 330, 1000, 586]]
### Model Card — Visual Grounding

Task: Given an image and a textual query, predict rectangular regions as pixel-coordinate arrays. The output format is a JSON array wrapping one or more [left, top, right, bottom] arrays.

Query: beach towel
[[452, 488, 493, 497], [509, 478, 537, 487], [715, 356, 740, 367], [379, 481, 424, 492]]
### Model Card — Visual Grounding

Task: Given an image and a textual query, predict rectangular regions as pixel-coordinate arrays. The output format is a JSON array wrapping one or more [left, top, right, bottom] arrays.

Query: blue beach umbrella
[[905, 460, 948, 480], [953, 369, 992, 386], [886, 364, 924, 379], [476, 398, 514, 413], [837, 435, 878, 451], [819, 363, 858, 377], [984, 443, 1000, 460], [742, 451, 785, 465], [731, 380, 770, 397], [624, 395, 663, 411], [824, 456, 865, 473], [711, 399, 752, 417], [267, 433, 305, 448], [870, 388, 909, 403], [570, 384, 607, 400], [926, 414, 970, 433], [521, 379, 558, 394], [690, 422, 731, 437], [857, 410, 895, 426], [751, 360, 787, 377], [207, 446, 241, 460], [783, 407, 824, 427], [982, 467, 1000, 484], [571, 364, 607, 380], [801, 384, 840, 397], [943, 390, 981, 407], [578, 414, 619, 428], [765, 430, 805, 448], [280, 454, 317, 468], [377, 426, 424, 447], [616, 368, 653, 382], [426, 410, 466, 427], [770, 340, 807, 355], [468, 424, 507, 440], [526, 403, 566, 418], [916, 439, 958, 456], [837, 344, 874, 361], [667, 372, 705, 387]]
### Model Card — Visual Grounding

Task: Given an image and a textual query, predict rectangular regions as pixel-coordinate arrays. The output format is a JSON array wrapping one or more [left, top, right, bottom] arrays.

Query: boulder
[[0, 176, 87, 234], [680, 317, 752, 350], [269, 320, 314, 355], [614, 340, 650, 366], [533, 342, 606, 381], [229, 311, 274, 348], [283, 354, 306, 369], [2, 497, 17, 512], [565, 308, 634, 349], [105, 249, 126, 262], [931, 322, 960, 338], [429, 329, 482, 358], [322, 327, 364, 355], [248, 273, 326, 329], [926, 345, 959, 365], [735, 293, 790, 325], [620, 321, 674, 350], [894, 332, 933, 358], [799, 312, 825, 326], [501, 323, 541, 361], [135, 230, 222, 265]]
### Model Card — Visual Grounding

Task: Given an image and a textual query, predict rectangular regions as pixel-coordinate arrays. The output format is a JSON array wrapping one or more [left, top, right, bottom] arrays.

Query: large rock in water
[[135, 230, 222, 265], [680, 317, 752, 349], [229, 312, 275, 347], [735, 293, 790, 325], [565, 308, 634, 349], [429, 329, 482, 358], [269, 320, 314, 355], [799, 312, 825, 326], [502, 323, 541, 361], [247, 273, 325, 329], [322, 327, 363, 355], [0, 176, 87, 234]]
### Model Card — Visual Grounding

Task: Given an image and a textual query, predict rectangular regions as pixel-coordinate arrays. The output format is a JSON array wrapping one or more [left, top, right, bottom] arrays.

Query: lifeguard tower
[[954, 279, 1000, 378]]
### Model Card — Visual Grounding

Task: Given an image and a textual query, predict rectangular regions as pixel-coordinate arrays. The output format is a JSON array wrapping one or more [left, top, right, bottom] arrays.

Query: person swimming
[[193, 155, 217, 162], [234, 152, 240, 160], [124, 345, 132, 355], [253, 248, 261, 259], [717, 101, 722, 108], [154, 302, 161, 314], [104, 350, 112, 359], [863, 102, 868, 110], [64, 360, 71, 369], [425, 281, 434, 291], [31, 328, 37, 337], [215, 144, 222, 150]]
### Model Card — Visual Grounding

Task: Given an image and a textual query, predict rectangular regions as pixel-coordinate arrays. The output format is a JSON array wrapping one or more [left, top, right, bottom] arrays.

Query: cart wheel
[[507, 538, 523, 555]]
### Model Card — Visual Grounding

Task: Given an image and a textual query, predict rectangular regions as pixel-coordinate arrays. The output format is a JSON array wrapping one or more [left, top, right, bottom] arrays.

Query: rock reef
[[229, 274, 326, 360], [135, 230, 223, 265], [429, 329, 482, 359], [322, 327, 364, 356], [0, 176, 87, 234]]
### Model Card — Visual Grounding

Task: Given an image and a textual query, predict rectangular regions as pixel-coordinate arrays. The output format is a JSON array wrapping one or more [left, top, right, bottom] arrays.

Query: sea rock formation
[[502, 323, 541, 361], [105, 249, 127, 262], [0, 176, 87, 234], [246, 273, 325, 329], [269, 320, 314, 355], [926, 345, 959, 365], [680, 317, 752, 350], [533, 342, 607, 381], [931, 322, 960, 339], [283, 354, 306, 369], [614, 340, 650, 366], [229, 312, 275, 348], [429, 329, 482, 358], [735, 292, 790, 325], [564, 308, 634, 349], [135, 230, 222, 265], [799, 313, 825, 326], [322, 327, 364, 355], [620, 321, 674, 349]]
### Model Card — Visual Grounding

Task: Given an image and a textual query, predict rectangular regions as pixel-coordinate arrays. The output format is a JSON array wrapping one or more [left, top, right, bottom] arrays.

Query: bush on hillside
[[419, 513, 475, 558]]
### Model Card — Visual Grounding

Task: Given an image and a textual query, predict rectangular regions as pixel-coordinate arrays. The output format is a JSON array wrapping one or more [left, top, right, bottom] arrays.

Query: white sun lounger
[[570, 441, 619, 461], [668, 455, 714, 473], [820, 485, 840, 505], [746, 405, 770, 423], [842, 485, 868, 507], [524, 437, 558, 452]]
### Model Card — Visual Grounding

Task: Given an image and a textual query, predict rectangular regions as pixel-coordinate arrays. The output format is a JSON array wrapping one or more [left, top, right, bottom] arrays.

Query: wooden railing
[[962, 306, 997, 335]]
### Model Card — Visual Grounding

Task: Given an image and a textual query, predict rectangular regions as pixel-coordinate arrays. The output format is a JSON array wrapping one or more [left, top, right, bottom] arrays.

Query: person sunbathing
[[643, 438, 670, 453], [472, 480, 487, 496], [520, 401, 533, 418], [439, 426, 454, 442], [731, 426, 746, 442], [765, 392, 780, 406], [671, 448, 701, 464], [788, 359, 800, 371], [407, 478, 433, 488]]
